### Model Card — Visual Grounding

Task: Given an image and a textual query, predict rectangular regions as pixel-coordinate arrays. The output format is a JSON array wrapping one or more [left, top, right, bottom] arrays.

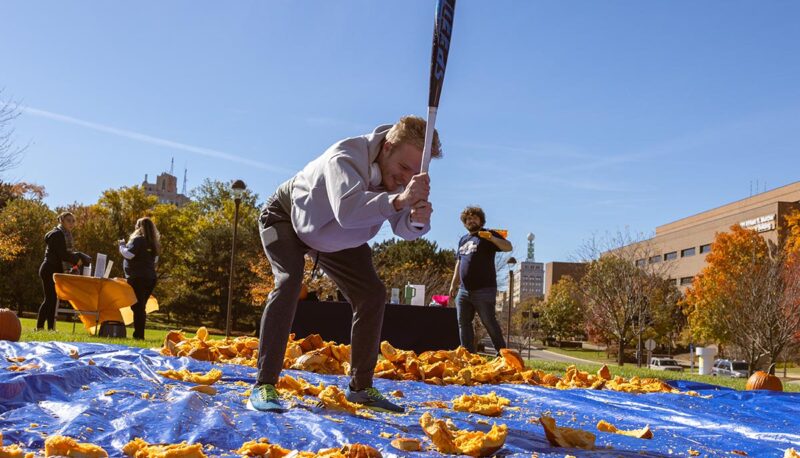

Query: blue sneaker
[[346, 386, 404, 413], [249, 384, 285, 413]]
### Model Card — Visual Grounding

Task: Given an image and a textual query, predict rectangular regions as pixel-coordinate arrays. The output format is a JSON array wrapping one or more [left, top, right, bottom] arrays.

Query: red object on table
[[431, 295, 450, 306]]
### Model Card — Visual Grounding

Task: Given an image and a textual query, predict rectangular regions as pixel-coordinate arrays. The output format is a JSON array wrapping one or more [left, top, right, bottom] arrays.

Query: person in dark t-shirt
[[118, 217, 160, 339], [448, 206, 512, 354]]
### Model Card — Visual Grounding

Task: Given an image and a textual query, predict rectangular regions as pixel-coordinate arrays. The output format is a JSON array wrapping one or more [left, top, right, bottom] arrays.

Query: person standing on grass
[[118, 217, 160, 340], [37, 212, 91, 330], [250, 115, 439, 414], [449, 206, 512, 354]]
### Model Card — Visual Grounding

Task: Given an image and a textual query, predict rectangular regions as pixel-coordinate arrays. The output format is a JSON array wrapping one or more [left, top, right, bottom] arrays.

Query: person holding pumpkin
[[448, 206, 512, 355], [36, 212, 91, 330], [118, 217, 160, 340], [250, 116, 439, 413]]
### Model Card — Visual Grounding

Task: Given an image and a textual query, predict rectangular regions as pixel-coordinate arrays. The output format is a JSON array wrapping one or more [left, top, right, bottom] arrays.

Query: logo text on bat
[[434, 0, 455, 80]]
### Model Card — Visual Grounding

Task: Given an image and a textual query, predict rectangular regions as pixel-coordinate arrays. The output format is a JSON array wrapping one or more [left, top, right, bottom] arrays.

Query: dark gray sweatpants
[[255, 198, 387, 390]]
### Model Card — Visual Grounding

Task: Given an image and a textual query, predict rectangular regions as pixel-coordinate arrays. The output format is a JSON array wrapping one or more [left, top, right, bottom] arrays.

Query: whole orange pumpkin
[[0, 308, 22, 342], [745, 364, 783, 392]]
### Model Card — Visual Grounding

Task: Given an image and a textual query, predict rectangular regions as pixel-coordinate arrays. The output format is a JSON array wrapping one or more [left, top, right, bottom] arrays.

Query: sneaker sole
[[360, 405, 405, 414], [246, 399, 286, 414]]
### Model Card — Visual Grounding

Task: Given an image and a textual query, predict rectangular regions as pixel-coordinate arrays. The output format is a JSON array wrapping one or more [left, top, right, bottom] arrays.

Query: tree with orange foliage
[[683, 224, 800, 372], [249, 256, 336, 304], [784, 209, 800, 257]]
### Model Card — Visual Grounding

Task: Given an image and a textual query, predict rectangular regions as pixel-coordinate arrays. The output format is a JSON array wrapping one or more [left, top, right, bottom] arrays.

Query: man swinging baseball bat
[[250, 0, 455, 414]]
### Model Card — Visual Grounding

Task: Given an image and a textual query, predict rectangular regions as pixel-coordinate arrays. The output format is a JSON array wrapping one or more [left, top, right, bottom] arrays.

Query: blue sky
[[2, 1, 800, 263]]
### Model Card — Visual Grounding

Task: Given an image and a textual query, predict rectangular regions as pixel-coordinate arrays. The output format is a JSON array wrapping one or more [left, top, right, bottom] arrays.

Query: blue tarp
[[1, 342, 798, 457]]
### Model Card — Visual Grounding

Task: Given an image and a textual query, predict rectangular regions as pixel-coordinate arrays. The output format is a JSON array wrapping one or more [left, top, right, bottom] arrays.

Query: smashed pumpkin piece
[[785, 449, 800, 458], [380, 341, 417, 364], [6, 363, 40, 372], [45, 435, 108, 457], [499, 348, 525, 371], [421, 400, 449, 409], [541, 373, 561, 386], [317, 386, 359, 414], [122, 438, 206, 458], [419, 412, 507, 457], [390, 438, 421, 452], [291, 350, 340, 374], [236, 438, 290, 457], [156, 368, 222, 385], [0, 432, 33, 458], [539, 416, 595, 450], [597, 365, 611, 380], [452, 392, 510, 417], [339, 444, 381, 458], [189, 385, 217, 395], [277, 374, 324, 397], [596, 420, 653, 439]]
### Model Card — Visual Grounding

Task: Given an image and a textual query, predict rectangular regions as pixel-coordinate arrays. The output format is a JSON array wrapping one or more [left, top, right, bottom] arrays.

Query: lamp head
[[231, 179, 247, 201]]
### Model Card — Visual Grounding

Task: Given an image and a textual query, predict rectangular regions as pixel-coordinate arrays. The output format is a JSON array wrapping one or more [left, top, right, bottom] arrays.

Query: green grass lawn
[[18, 317, 168, 349]]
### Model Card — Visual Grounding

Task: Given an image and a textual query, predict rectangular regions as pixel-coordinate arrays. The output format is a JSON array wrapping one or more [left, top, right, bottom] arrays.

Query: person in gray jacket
[[250, 115, 440, 413]]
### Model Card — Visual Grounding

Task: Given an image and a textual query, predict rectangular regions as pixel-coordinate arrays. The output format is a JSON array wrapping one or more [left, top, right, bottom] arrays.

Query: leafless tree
[[721, 241, 800, 373], [0, 91, 26, 174], [576, 230, 680, 365]]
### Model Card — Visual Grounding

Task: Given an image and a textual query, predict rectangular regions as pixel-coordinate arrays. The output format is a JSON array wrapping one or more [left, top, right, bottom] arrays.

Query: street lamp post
[[506, 257, 517, 348], [226, 179, 247, 339]]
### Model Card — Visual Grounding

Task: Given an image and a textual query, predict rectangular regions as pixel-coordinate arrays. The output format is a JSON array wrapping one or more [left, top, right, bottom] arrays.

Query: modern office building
[[625, 181, 800, 288], [511, 233, 544, 304], [513, 261, 544, 303]]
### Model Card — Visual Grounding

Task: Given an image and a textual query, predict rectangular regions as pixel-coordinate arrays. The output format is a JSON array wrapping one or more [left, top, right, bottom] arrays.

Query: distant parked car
[[712, 359, 749, 378], [649, 357, 684, 372]]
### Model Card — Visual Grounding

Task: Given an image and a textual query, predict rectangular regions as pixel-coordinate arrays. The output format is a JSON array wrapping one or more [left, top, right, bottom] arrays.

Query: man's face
[[377, 141, 422, 192], [462, 214, 482, 233]]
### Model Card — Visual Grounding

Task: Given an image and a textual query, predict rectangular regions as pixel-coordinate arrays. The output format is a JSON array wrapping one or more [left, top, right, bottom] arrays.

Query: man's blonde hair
[[386, 115, 442, 158]]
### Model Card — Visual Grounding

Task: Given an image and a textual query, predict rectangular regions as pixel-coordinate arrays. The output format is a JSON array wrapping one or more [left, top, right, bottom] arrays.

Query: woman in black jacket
[[118, 217, 160, 339], [37, 212, 91, 330]]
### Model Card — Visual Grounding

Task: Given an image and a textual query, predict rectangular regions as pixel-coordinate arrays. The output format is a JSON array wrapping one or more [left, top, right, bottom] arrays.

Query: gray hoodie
[[285, 124, 429, 253]]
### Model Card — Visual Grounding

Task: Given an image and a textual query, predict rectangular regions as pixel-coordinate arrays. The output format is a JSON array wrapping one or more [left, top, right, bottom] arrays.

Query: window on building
[[664, 251, 677, 261], [681, 247, 696, 257], [636, 259, 646, 267], [700, 244, 712, 254], [680, 277, 694, 286], [648, 255, 662, 264]]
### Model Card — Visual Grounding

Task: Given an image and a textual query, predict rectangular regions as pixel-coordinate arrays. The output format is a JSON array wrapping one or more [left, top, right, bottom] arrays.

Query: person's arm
[[323, 154, 400, 229], [50, 231, 83, 265], [449, 259, 461, 297], [478, 231, 513, 252], [323, 153, 431, 231], [118, 240, 135, 260], [389, 199, 431, 240]]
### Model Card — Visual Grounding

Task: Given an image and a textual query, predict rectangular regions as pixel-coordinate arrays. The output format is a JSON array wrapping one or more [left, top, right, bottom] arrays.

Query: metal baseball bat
[[413, 0, 456, 229]]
